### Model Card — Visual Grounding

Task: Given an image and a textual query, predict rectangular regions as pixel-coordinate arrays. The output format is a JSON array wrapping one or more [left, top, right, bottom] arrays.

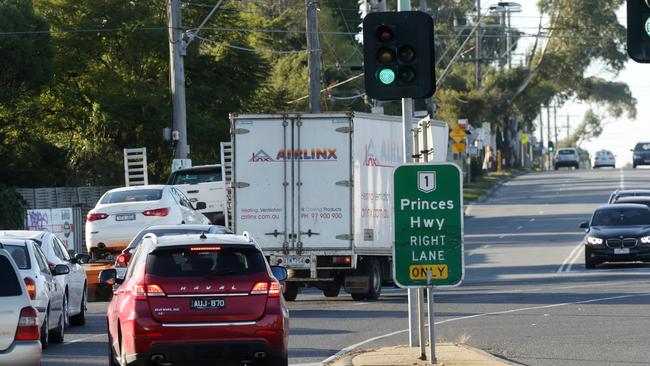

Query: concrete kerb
[[326, 344, 523, 366]]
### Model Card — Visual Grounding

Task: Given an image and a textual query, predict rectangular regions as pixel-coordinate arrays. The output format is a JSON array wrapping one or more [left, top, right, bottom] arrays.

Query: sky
[[506, 0, 650, 166]]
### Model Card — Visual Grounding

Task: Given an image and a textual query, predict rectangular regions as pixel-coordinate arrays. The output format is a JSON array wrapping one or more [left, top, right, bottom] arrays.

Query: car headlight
[[587, 236, 603, 245], [641, 236, 650, 244]]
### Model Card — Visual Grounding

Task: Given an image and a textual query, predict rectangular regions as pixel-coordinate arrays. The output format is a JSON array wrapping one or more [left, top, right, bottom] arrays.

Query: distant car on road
[[0, 238, 69, 348], [554, 148, 580, 170], [101, 233, 289, 366], [113, 224, 233, 278], [0, 245, 42, 366], [593, 149, 615, 168], [607, 189, 650, 204], [580, 204, 650, 269], [632, 142, 650, 168], [0, 231, 89, 327], [85, 185, 211, 260]]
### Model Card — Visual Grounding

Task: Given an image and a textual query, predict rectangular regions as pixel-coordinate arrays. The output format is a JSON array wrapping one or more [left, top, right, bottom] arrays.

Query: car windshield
[[171, 168, 222, 185], [591, 208, 650, 226], [2, 244, 31, 269], [0, 256, 22, 296], [596, 151, 611, 157], [146, 246, 266, 278], [634, 143, 650, 151], [558, 150, 575, 155], [100, 189, 162, 204]]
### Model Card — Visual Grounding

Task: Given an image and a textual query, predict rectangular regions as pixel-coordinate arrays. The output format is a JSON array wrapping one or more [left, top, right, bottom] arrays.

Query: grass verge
[[463, 170, 521, 202]]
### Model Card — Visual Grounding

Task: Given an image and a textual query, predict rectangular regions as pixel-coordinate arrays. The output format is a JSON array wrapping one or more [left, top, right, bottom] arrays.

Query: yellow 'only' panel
[[409, 264, 449, 280]]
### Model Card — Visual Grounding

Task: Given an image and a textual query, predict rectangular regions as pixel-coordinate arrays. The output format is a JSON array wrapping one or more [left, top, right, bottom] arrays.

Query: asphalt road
[[43, 167, 650, 366]]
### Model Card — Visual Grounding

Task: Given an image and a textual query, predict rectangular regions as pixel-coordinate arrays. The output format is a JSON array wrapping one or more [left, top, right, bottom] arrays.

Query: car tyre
[[40, 310, 49, 349], [50, 308, 65, 344], [108, 333, 119, 366], [63, 292, 70, 328], [283, 283, 299, 302], [351, 292, 367, 301], [365, 259, 382, 300], [70, 284, 87, 326]]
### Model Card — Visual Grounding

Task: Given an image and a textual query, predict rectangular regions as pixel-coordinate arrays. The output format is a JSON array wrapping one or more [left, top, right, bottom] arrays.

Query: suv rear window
[[146, 246, 265, 278], [169, 167, 222, 185], [558, 149, 576, 155], [0, 255, 22, 296], [3, 244, 30, 270], [101, 189, 162, 204]]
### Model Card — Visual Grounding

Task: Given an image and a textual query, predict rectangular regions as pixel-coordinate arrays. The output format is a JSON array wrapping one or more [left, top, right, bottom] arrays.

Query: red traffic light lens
[[398, 66, 416, 83], [377, 47, 396, 64], [398, 45, 416, 63], [376, 25, 394, 42]]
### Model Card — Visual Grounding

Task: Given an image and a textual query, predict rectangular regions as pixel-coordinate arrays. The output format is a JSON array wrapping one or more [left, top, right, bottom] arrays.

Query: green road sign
[[393, 163, 464, 288]]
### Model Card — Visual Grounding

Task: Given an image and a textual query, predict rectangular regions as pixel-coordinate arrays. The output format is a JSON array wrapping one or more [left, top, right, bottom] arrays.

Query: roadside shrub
[[0, 186, 26, 229]]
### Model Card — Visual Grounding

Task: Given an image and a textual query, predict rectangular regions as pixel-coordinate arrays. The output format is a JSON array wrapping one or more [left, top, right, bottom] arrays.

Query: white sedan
[[0, 231, 89, 327], [593, 149, 616, 168], [85, 185, 210, 259]]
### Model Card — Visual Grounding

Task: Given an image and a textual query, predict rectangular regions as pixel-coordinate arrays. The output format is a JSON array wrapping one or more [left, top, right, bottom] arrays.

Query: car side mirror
[[195, 202, 207, 210], [99, 268, 123, 285], [53, 264, 70, 276], [270, 266, 288, 282], [579, 221, 589, 229], [73, 253, 91, 264]]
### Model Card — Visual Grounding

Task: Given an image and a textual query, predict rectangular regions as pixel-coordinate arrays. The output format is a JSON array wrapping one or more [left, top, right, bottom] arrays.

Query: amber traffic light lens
[[377, 47, 396, 64], [398, 45, 416, 63], [398, 66, 416, 83], [376, 25, 394, 42]]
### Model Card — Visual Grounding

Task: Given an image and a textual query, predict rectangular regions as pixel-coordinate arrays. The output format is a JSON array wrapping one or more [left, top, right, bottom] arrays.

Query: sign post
[[393, 163, 465, 362]]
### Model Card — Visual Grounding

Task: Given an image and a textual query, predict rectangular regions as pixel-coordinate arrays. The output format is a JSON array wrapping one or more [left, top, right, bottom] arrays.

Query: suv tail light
[[115, 253, 131, 268], [15, 307, 39, 341], [250, 281, 281, 298], [133, 284, 166, 300], [142, 208, 169, 217], [24, 278, 36, 300], [87, 213, 109, 222]]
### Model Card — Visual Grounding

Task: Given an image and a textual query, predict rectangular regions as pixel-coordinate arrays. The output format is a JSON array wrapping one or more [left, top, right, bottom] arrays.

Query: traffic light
[[548, 141, 555, 152], [627, 0, 650, 62], [362, 11, 435, 100]]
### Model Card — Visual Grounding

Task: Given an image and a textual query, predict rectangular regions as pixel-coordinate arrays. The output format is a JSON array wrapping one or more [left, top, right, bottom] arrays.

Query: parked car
[[580, 204, 650, 269], [632, 142, 650, 168], [101, 233, 288, 366], [0, 245, 42, 366], [85, 185, 211, 259], [593, 149, 615, 168], [0, 238, 68, 348], [607, 189, 650, 203], [114, 224, 233, 278], [167, 164, 227, 225], [554, 147, 580, 170], [0, 231, 89, 327]]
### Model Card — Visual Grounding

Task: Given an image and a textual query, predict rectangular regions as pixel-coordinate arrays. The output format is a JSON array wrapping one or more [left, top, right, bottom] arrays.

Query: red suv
[[101, 233, 288, 366]]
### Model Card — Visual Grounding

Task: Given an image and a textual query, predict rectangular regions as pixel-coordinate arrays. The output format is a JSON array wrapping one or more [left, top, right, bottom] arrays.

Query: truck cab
[[167, 165, 226, 225]]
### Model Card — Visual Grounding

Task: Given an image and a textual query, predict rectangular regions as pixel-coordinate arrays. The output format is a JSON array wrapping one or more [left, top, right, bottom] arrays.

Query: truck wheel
[[365, 259, 382, 300], [322, 282, 341, 298], [283, 283, 299, 301]]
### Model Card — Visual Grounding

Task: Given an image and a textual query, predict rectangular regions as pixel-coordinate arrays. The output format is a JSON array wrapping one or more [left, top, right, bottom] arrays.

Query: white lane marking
[[61, 333, 104, 346], [557, 242, 584, 273], [564, 246, 585, 273], [620, 168, 625, 190], [352, 302, 366, 306], [539, 210, 544, 214], [516, 226, 523, 231], [314, 292, 650, 366], [498, 234, 505, 239], [529, 218, 535, 222]]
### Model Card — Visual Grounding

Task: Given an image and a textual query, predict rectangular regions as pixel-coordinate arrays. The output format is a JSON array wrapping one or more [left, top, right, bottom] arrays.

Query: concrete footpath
[[329, 344, 521, 366]]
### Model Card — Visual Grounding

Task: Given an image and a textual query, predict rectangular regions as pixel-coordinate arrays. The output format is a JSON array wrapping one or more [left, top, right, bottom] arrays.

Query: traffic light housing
[[548, 141, 555, 153], [362, 11, 435, 100], [627, 0, 650, 62]]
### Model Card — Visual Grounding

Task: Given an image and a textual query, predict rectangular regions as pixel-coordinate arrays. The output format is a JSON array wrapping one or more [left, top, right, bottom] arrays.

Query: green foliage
[[0, 186, 26, 229], [560, 109, 602, 148]]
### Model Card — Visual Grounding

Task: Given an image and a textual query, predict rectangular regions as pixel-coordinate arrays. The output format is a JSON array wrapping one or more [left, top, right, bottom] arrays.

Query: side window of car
[[177, 189, 192, 208], [54, 237, 71, 261], [51, 238, 66, 261], [33, 244, 52, 276], [168, 188, 181, 206], [124, 242, 148, 281]]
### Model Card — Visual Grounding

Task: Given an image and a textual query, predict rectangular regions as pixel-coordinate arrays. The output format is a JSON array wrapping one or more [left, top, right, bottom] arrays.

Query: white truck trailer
[[229, 112, 448, 300]]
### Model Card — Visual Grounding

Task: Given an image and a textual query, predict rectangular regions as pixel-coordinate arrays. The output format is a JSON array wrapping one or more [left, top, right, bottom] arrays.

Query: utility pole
[[475, 0, 481, 89], [553, 105, 558, 144], [566, 115, 570, 139], [546, 105, 551, 170], [506, 9, 512, 69], [168, 0, 189, 159], [306, 0, 321, 113], [539, 107, 544, 170]]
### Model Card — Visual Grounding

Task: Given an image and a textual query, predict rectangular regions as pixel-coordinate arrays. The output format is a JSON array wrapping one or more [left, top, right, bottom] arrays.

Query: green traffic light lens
[[377, 68, 396, 85], [645, 17, 650, 37], [377, 47, 396, 64]]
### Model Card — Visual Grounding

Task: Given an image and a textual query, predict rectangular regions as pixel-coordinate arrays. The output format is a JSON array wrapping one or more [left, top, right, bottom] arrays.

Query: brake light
[[14, 307, 39, 341], [132, 284, 166, 300], [190, 246, 221, 252], [24, 278, 36, 300], [114, 253, 131, 268], [142, 208, 169, 217], [87, 213, 109, 222], [251, 281, 281, 297]]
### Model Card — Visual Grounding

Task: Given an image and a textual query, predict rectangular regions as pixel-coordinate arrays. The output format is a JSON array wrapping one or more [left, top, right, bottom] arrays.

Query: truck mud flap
[[344, 275, 370, 294]]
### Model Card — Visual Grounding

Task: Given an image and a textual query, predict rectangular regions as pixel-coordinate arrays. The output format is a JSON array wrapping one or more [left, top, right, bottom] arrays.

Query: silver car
[[0, 246, 42, 366], [1, 238, 68, 348]]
